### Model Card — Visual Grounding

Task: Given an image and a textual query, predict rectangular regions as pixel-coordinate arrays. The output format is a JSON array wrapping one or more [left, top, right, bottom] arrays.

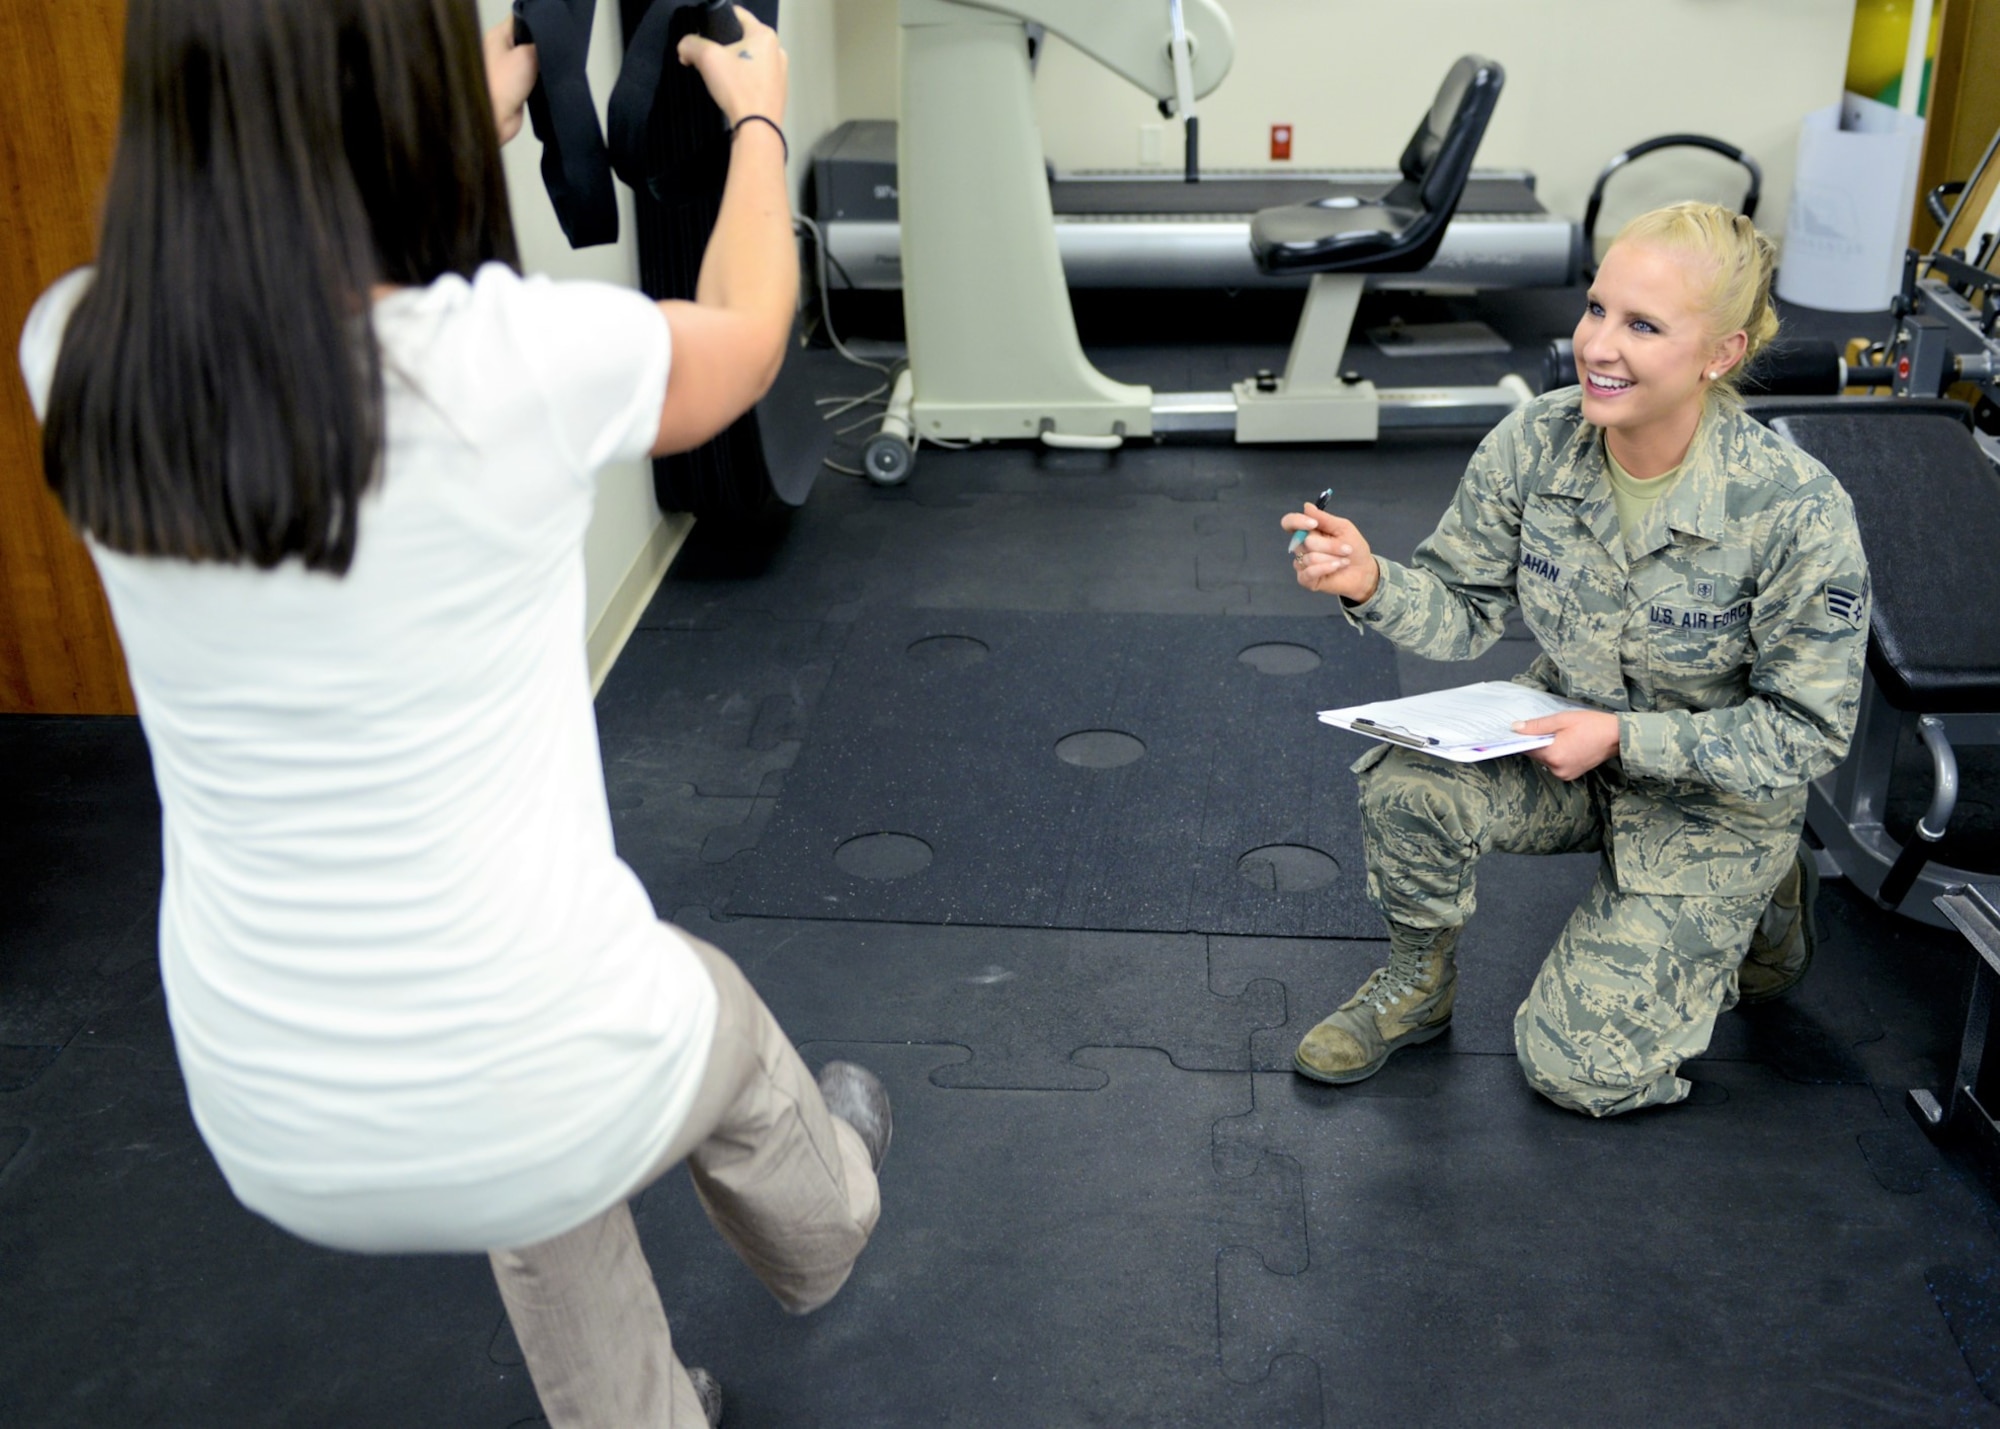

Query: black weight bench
[[1756, 398, 2000, 931]]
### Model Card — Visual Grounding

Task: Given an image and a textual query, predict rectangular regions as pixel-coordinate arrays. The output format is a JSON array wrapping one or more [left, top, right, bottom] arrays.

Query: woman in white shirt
[[18, 4, 884, 1425]]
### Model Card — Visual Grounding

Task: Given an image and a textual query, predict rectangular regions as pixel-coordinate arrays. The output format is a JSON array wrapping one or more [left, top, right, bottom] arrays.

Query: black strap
[[515, 0, 620, 248], [607, 0, 741, 206], [605, 0, 689, 200]]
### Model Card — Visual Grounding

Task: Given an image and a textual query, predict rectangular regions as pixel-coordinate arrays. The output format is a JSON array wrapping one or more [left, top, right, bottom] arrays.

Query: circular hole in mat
[[834, 832, 935, 881], [1055, 729, 1147, 769], [1238, 642, 1322, 675], [907, 635, 990, 666], [1237, 844, 1340, 893]]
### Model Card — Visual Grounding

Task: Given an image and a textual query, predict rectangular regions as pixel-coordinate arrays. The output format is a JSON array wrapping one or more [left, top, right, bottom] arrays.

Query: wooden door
[[0, 2, 134, 714], [1915, 0, 2000, 253]]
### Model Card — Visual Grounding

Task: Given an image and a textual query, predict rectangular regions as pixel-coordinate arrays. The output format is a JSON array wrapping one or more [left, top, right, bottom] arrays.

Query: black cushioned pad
[[1770, 411, 2000, 712], [1213, 1057, 2000, 1423], [1051, 175, 1547, 218], [725, 609, 1400, 935]]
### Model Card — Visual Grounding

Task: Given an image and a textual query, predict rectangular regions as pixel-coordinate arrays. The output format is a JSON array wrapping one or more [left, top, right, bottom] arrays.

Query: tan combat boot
[[1294, 928, 1458, 1084], [1737, 847, 1819, 1003]]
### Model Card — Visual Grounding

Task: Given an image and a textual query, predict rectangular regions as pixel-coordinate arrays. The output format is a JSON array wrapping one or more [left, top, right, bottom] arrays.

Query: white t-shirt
[[19, 263, 717, 1254]]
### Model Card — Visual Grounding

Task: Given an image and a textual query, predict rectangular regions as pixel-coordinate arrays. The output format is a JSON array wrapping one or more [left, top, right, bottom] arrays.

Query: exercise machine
[[1921, 884, 2000, 1172], [1750, 126, 2000, 933], [864, 0, 1537, 483], [810, 119, 1581, 295]]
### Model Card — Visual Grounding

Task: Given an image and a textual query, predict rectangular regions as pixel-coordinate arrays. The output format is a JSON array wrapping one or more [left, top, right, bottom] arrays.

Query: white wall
[[785, 0, 846, 196], [830, 0, 1856, 253], [477, 0, 837, 687]]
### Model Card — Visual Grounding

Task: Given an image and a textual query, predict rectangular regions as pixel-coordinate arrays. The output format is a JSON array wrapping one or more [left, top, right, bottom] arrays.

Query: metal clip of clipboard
[[1349, 717, 1440, 749]]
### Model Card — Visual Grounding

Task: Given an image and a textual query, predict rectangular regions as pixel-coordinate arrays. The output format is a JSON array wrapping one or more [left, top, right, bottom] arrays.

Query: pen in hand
[[1288, 488, 1336, 556]]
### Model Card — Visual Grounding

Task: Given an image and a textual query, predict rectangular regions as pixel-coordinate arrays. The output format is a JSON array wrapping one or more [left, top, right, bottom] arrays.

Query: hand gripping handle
[[700, 0, 744, 43]]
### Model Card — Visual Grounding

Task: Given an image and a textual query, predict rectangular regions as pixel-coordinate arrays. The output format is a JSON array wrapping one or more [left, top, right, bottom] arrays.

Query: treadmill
[[809, 118, 1583, 293]]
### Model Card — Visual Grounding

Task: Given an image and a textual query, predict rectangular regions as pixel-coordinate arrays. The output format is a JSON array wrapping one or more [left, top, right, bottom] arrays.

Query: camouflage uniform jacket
[[1344, 388, 1871, 897]]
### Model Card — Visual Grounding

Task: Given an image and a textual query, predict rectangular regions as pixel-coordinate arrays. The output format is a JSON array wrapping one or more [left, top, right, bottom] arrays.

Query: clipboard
[[1319, 682, 1589, 763]]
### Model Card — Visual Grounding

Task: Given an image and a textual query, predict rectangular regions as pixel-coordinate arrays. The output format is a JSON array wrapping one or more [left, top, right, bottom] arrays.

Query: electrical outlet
[[1139, 123, 1164, 166]]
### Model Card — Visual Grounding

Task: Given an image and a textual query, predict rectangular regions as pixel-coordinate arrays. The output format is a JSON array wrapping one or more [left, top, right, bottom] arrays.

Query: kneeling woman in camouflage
[[1281, 202, 1870, 1117]]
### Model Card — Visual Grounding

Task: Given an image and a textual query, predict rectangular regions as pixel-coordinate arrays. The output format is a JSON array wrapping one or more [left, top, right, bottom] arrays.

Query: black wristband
[[731, 114, 788, 162]]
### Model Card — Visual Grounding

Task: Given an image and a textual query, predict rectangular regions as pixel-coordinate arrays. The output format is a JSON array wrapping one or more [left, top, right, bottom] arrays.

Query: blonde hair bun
[[1611, 201, 1779, 396]]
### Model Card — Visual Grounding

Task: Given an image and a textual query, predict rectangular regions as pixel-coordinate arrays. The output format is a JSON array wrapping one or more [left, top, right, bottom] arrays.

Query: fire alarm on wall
[[1271, 124, 1293, 161]]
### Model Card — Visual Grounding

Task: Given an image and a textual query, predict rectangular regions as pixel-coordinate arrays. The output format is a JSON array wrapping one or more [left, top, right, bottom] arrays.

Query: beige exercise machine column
[[1232, 272, 1378, 442], [895, 0, 1234, 448]]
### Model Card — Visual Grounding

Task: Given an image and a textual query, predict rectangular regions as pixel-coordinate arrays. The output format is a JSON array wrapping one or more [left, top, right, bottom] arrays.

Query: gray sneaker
[[687, 1366, 723, 1427], [818, 1061, 892, 1172]]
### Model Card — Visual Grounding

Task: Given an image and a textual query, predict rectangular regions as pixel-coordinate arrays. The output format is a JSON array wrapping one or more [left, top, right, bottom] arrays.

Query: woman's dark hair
[[42, 0, 519, 574]]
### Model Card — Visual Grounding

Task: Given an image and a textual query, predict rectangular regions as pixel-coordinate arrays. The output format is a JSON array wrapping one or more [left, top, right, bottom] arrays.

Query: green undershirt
[[1603, 440, 1684, 557]]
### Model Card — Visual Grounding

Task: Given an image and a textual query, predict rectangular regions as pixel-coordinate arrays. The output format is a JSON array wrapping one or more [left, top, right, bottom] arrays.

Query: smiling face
[[1572, 241, 1748, 462]]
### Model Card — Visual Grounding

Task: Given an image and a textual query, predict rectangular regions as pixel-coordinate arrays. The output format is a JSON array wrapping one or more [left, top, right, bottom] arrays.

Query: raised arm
[[652, 9, 795, 457], [1331, 412, 1529, 662]]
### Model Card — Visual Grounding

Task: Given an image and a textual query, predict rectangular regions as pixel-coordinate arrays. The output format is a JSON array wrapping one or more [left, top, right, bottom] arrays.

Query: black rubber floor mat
[[0, 1045, 534, 1427], [0, 718, 162, 1047], [672, 908, 1286, 1088], [596, 616, 846, 801], [635, 1043, 1322, 1428], [1932, 1263, 2000, 1407], [1216, 1057, 2000, 1424], [1209, 849, 1593, 1074], [725, 609, 1399, 936]]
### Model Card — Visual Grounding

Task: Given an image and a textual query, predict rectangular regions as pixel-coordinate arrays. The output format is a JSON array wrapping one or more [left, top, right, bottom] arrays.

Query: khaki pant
[[489, 938, 880, 1428], [1357, 746, 1774, 1117]]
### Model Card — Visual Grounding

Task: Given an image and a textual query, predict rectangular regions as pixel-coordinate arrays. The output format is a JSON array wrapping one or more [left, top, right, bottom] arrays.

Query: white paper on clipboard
[[1319, 682, 1589, 763]]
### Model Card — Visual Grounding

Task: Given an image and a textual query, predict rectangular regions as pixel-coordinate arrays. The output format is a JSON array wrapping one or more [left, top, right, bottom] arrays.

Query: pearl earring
[[1706, 371, 1718, 380]]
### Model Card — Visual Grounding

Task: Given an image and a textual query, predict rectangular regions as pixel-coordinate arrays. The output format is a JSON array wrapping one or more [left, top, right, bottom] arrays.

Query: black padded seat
[[1249, 56, 1504, 276], [1762, 402, 2000, 714]]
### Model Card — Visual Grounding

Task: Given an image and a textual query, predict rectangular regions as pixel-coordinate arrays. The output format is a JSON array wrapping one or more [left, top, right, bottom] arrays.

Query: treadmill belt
[[727, 608, 1400, 936], [1051, 175, 1548, 218]]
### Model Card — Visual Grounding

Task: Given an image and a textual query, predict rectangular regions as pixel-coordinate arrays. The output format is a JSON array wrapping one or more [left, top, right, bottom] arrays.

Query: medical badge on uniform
[[1692, 579, 1716, 601], [1825, 585, 1864, 625]]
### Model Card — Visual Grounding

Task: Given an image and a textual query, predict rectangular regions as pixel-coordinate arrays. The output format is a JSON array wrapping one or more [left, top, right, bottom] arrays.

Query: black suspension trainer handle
[[520, 1, 741, 50], [509, 1, 751, 245], [607, 1, 755, 203], [699, 0, 744, 43]]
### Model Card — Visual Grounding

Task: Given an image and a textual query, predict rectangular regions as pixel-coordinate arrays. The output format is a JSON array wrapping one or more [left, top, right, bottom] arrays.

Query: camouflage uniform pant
[[1357, 746, 1772, 1118]]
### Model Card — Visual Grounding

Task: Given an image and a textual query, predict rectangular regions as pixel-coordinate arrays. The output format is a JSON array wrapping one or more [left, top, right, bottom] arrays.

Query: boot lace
[[1362, 942, 1434, 1014]]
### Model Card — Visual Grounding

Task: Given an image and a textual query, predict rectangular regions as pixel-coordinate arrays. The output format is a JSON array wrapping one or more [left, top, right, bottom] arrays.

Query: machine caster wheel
[[862, 432, 915, 486]]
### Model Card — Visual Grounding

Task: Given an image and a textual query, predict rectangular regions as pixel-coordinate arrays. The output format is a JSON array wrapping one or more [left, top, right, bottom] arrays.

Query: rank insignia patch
[[1825, 585, 1864, 625]]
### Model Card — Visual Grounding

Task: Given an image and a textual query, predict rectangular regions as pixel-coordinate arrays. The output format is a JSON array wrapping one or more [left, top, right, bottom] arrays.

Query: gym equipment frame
[[866, 0, 1533, 483]]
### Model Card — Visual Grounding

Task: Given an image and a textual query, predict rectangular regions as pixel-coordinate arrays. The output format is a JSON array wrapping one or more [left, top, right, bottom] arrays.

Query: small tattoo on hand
[[738, 48, 753, 58]]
